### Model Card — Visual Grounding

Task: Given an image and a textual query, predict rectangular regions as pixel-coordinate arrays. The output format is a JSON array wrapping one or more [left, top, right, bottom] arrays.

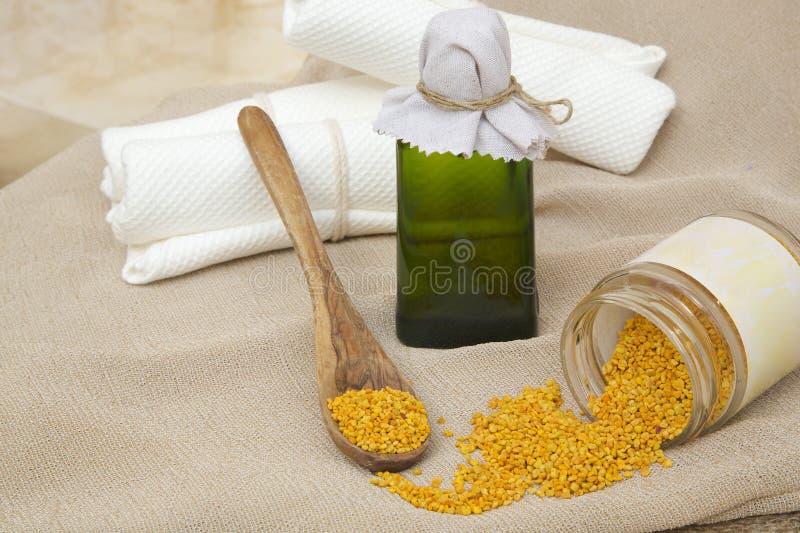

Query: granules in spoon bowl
[[327, 387, 430, 454]]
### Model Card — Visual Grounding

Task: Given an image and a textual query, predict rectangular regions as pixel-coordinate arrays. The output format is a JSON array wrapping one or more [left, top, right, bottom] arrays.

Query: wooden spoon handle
[[238, 106, 336, 300]]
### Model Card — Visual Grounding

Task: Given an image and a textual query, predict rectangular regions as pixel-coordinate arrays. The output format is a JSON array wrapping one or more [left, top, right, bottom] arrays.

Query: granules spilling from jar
[[372, 315, 709, 514], [328, 387, 430, 454]]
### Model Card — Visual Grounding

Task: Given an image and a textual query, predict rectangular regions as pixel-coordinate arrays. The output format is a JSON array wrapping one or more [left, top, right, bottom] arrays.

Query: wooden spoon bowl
[[238, 106, 428, 472]]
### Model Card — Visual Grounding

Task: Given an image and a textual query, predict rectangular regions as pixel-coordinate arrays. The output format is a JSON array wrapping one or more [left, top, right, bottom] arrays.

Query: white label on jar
[[632, 216, 800, 405]]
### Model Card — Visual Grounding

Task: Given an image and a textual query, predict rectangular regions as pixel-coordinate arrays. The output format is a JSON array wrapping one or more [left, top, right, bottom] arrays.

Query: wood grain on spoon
[[237, 106, 428, 472]]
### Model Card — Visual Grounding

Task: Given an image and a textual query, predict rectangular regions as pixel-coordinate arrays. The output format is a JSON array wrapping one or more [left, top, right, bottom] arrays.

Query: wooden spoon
[[238, 106, 428, 472]]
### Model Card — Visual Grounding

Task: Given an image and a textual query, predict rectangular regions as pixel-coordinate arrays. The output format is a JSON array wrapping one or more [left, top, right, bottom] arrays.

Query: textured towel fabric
[[284, 0, 676, 174], [490, 5, 667, 77], [2, 1, 800, 531], [107, 121, 394, 284], [100, 76, 392, 202], [373, 7, 559, 161], [101, 77, 393, 284], [284, 0, 669, 79]]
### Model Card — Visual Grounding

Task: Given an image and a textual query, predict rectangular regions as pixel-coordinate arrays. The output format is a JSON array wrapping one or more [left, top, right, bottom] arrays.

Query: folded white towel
[[111, 120, 396, 284], [101, 76, 391, 203], [117, 123, 395, 284], [102, 3, 675, 284], [102, 78, 395, 284], [283, 0, 675, 174]]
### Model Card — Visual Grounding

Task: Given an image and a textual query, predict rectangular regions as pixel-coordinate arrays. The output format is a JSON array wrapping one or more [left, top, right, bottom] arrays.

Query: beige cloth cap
[[373, 7, 558, 161]]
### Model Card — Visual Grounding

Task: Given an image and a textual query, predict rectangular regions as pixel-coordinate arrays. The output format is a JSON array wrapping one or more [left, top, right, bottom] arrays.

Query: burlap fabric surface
[[2, 1, 799, 531]]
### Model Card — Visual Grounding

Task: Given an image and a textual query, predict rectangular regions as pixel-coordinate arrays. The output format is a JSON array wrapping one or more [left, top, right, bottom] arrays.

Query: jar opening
[[563, 293, 713, 445], [560, 262, 753, 445]]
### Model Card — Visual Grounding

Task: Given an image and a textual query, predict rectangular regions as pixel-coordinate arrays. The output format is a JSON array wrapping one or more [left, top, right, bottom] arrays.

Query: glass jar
[[561, 210, 800, 445], [396, 141, 538, 348]]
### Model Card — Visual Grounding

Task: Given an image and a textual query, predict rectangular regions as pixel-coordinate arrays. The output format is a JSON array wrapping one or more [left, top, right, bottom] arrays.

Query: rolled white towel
[[110, 120, 395, 285], [283, 0, 676, 174], [479, 4, 667, 76], [102, 77, 397, 284], [101, 76, 391, 202]]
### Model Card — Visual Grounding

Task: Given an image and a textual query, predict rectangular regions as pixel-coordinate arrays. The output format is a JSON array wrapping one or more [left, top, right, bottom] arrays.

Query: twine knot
[[415, 75, 573, 125]]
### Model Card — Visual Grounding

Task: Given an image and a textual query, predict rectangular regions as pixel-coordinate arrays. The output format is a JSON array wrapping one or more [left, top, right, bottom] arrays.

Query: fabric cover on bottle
[[373, 8, 558, 161]]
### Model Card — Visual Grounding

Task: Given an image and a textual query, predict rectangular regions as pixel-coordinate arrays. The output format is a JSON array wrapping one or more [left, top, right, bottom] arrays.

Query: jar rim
[[560, 263, 747, 446]]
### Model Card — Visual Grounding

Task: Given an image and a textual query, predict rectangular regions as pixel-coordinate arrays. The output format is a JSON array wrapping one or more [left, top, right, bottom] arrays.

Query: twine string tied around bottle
[[416, 75, 573, 125]]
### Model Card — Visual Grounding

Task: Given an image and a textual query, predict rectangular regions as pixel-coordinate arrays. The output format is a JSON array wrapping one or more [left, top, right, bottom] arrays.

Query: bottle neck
[[561, 263, 746, 445]]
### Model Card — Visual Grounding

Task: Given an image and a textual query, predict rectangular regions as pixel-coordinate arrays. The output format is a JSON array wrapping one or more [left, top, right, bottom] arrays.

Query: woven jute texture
[[1, 1, 799, 531]]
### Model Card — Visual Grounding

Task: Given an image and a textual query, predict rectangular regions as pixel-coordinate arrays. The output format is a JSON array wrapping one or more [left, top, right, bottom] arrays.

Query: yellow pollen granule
[[327, 387, 430, 454], [444, 429, 454, 437], [372, 315, 700, 514]]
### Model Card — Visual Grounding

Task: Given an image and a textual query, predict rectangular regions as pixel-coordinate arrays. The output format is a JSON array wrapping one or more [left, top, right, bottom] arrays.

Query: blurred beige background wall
[[0, 0, 306, 187]]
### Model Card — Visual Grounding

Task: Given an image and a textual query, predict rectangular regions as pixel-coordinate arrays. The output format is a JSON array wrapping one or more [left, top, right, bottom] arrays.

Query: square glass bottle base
[[396, 300, 538, 349]]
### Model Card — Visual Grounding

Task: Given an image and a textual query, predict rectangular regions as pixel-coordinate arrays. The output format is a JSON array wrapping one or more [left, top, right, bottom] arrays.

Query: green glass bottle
[[396, 141, 538, 348]]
